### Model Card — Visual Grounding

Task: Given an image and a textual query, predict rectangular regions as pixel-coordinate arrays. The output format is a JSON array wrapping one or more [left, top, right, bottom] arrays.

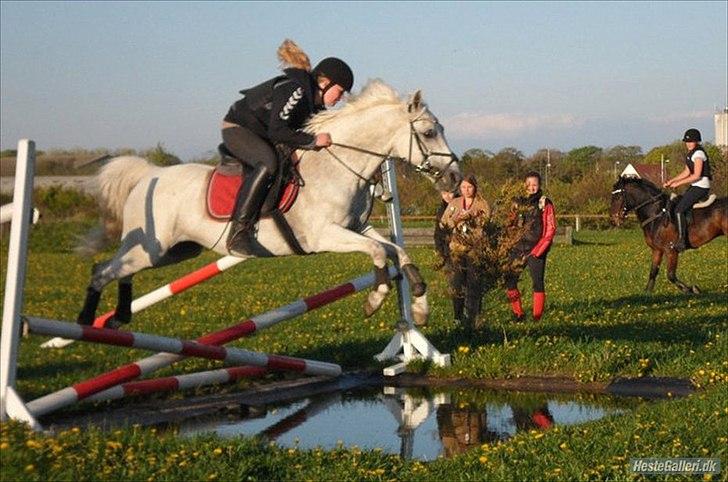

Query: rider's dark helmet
[[313, 57, 354, 92], [682, 128, 702, 142]]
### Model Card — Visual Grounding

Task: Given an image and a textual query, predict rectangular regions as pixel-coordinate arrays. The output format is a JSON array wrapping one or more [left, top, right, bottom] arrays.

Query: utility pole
[[661, 154, 669, 185], [545, 149, 551, 189]]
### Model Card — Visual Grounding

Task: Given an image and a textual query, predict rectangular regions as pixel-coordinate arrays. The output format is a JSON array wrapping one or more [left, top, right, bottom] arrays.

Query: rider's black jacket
[[224, 68, 322, 149], [685, 146, 712, 179]]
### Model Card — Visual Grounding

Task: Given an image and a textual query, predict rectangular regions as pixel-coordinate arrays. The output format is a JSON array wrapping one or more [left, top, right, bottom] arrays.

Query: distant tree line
[[1, 141, 725, 216], [391, 141, 726, 217]]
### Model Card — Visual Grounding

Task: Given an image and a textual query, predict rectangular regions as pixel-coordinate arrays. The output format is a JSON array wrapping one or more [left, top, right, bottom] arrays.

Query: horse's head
[[610, 176, 663, 226], [307, 80, 461, 191], [609, 176, 629, 226], [392, 90, 462, 192]]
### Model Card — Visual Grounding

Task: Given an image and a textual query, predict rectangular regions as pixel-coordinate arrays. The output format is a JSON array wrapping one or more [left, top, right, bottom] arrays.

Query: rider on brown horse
[[663, 128, 713, 252]]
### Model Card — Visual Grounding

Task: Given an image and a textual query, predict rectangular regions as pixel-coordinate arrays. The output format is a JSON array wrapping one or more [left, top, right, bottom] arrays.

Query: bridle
[[324, 111, 459, 184], [407, 112, 459, 179], [611, 184, 667, 228]]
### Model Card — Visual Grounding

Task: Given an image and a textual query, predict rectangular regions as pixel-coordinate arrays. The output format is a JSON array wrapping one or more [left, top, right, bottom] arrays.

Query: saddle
[[669, 192, 716, 210], [666, 192, 716, 227], [206, 144, 301, 220]]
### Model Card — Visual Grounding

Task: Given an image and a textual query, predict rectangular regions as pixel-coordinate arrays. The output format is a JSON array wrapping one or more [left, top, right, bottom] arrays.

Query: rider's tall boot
[[226, 164, 271, 255], [673, 212, 689, 252]]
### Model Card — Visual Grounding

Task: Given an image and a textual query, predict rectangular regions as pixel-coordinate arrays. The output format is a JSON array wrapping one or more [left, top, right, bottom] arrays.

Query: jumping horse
[[77, 80, 462, 327], [610, 175, 727, 293]]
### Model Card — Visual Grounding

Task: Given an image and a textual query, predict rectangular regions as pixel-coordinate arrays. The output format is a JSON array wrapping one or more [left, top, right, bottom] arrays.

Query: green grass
[[1, 223, 726, 480]]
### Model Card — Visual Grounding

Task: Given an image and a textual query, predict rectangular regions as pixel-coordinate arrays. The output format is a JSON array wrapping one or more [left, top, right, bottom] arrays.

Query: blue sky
[[1, 1, 726, 160]]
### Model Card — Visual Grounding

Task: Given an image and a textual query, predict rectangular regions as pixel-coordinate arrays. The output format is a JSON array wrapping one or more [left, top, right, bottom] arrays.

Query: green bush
[[32, 186, 99, 221]]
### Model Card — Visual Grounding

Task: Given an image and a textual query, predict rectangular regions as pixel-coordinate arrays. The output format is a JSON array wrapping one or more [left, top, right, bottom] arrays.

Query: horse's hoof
[[411, 295, 429, 327], [691, 285, 701, 294], [363, 301, 376, 318], [413, 310, 428, 327], [411, 282, 427, 297], [77, 313, 93, 326], [105, 317, 125, 330]]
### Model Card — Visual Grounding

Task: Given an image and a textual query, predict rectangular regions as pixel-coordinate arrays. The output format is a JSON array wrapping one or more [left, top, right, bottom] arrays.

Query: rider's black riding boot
[[226, 164, 271, 255], [673, 212, 689, 252]]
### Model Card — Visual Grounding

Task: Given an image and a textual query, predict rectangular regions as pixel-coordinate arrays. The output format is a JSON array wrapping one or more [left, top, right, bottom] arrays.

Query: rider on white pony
[[221, 39, 354, 255]]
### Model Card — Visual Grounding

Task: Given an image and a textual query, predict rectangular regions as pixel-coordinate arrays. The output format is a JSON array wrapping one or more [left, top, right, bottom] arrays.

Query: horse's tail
[[76, 156, 155, 256]]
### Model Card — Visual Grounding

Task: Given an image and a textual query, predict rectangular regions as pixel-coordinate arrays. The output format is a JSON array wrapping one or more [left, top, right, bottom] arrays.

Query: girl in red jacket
[[505, 171, 557, 321]]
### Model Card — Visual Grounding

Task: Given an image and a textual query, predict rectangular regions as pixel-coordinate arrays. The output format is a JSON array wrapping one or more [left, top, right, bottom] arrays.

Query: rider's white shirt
[[690, 150, 711, 188]]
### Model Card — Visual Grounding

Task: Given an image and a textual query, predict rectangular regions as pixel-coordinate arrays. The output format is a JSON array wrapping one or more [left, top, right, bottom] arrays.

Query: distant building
[[634, 164, 662, 185], [620, 163, 664, 186], [716, 107, 728, 148]]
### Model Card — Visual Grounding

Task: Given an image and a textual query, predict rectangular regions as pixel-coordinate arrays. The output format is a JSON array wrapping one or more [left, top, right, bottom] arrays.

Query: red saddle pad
[[206, 167, 300, 219]]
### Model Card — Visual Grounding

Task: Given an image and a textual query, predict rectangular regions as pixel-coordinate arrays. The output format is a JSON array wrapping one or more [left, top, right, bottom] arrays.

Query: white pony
[[77, 80, 461, 327]]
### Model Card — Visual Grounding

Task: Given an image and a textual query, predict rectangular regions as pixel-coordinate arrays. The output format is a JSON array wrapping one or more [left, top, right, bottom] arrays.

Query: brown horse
[[610, 176, 728, 293]]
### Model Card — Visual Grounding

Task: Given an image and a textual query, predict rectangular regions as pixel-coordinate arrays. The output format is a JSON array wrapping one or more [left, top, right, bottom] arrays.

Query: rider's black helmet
[[313, 57, 354, 92], [682, 128, 702, 142]]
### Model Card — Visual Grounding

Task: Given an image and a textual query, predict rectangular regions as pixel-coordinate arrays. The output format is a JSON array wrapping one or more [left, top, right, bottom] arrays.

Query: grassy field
[[1, 223, 726, 480]]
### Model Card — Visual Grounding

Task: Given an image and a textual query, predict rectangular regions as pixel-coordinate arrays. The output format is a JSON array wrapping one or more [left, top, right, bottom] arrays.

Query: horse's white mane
[[307, 79, 405, 130]]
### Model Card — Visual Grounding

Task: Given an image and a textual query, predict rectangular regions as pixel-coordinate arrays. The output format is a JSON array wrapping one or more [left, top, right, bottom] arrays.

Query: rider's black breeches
[[221, 126, 278, 178], [675, 186, 709, 214]]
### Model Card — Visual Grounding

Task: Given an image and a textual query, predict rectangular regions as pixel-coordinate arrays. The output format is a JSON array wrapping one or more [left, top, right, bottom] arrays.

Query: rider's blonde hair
[[277, 39, 311, 71]]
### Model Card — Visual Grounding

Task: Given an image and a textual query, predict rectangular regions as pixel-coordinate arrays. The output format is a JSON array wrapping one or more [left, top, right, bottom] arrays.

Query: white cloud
[[444, 112, 582, 139], [646, 110, 714, 125]]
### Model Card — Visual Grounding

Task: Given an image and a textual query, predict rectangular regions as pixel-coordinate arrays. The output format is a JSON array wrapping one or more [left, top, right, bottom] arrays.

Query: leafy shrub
[[32, 186, 99, 221]]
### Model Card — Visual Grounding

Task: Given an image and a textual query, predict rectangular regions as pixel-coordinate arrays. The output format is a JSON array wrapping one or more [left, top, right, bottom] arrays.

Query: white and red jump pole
[[23, 268, 393, 418], [42, 255, 247, 348]]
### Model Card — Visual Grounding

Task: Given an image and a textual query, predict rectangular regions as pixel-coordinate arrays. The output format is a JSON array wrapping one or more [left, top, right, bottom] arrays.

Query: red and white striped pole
[[26, 316, 341, 376], [42, 256, 246, 348], [25, 267, 396, 417], [93, 256, 245, 328], [86, 366, 268, 402]]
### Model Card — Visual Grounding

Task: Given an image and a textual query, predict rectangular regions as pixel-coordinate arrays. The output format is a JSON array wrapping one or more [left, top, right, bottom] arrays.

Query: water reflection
[[178, 386, 636, 460]]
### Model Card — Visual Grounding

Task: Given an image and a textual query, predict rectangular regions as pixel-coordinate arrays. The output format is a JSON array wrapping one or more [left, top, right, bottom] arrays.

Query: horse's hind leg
[[112, 276, 133, 326], [77, 246, 155, 325], [666, 250, 699, 294], [646, 249, 663, 293]]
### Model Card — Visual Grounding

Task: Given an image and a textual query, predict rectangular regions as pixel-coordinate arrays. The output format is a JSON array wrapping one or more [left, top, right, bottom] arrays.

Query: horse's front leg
[[312, 224, 403, 321], [360, 226, 428, 326], [646, 248, 663, 293], [665, 250, 699, 294]]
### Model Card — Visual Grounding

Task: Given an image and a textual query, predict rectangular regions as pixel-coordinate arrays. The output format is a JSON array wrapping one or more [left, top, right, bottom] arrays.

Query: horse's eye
[[423, 129, 436, 139]]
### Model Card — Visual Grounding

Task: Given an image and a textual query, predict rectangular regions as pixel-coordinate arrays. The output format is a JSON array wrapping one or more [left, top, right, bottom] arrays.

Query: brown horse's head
[[610, 177, 629, 227]]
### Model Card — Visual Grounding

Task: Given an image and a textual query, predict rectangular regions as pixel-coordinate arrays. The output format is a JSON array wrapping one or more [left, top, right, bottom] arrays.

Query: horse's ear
[[408, 90, 423, 113]]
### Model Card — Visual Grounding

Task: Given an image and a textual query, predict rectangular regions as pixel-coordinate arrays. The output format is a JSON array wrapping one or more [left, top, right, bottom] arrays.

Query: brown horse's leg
[[646, 249, 663, 292], [665, 250, 700, 294]]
